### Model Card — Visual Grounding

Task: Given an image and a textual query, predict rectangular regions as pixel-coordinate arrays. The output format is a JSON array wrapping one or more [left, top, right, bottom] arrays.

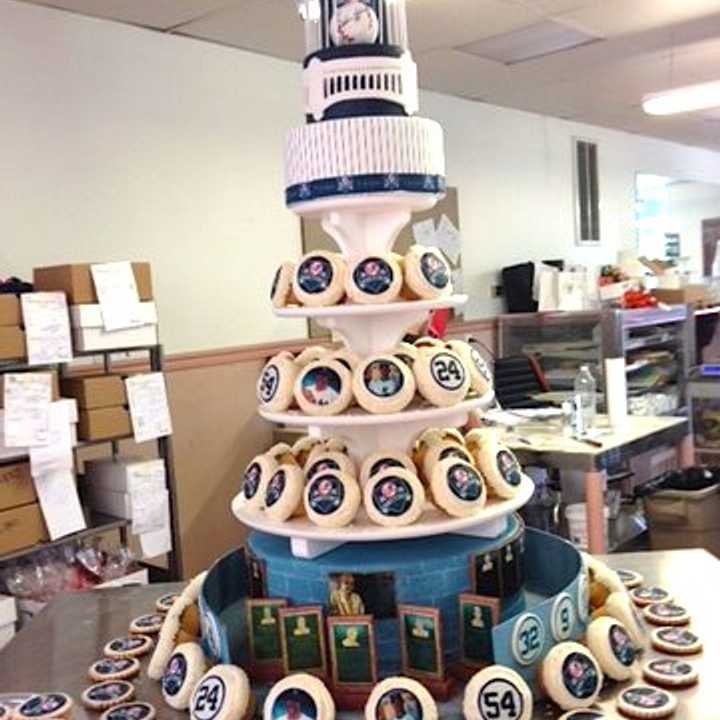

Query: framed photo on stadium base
[[458, 593, 499, 670], [246, 598, 287, 682], [398, 604, 444, 681], [279, 605, 328, 678], [328, 615, 377, 687]]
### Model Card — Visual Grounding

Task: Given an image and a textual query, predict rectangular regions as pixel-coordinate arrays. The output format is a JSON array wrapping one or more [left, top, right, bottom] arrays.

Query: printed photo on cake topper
[[297, 256, 334, 295], [327, 615, 378, 687], [363, 360, 404, 398], [429, 352, 465, 390], [328, 572, 396, 619], [420, 251, 450, 290], [279, 606, 327, 676], [329, 0, 380, 46], [308, 474, 346, 516], [496, 450, 522, 487], [300, 366, 342, 407], [372, 688, 424, 720], [446, 463, 484, 502], [511, 613, 546, 666], [551, 593, 576, 642], [398, 604, 444, 680], [258, 364, 280, 404], [562, 652, 600, 701], [270, 688, 319, 720], [353, 258, 394, 296], [371, 475, 414, 519], [459, 593, 499, 667], [247, 550, 268, 598], [470, 551, 502, 598], [247, 598, 288, 665]]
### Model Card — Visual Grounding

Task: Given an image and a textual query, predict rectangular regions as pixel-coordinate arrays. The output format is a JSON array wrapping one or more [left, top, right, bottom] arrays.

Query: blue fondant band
[[286, 173, 446, 206]]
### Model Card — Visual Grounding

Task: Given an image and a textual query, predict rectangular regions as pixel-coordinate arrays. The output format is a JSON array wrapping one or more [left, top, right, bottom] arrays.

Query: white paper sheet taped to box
[[21, 292, 73, 365], [90, 261, 144, 332], [2, 373, 52, 448], [84, 458, 166, 495]]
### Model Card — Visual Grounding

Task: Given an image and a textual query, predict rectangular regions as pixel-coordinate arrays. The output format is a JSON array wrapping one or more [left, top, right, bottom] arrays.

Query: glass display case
[[498, 305, 695, 416]]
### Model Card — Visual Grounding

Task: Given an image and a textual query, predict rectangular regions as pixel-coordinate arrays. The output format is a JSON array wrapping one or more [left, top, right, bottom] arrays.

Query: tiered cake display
[[198, 0, 587, 712]]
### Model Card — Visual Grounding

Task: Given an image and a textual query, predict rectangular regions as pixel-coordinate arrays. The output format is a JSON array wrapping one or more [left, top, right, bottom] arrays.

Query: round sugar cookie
[[414, 347, 470, 406], [643, 659, 698, 688], [104, 635, 153, 659], [270, 262, 298, 309], [366, 677, 437, 720], [558, 710, 608, 719], [464, 665, 533, 720], [403, 245, 452, 299], [266, 443, 298, 466], [257, 354, 299, 413], [234, 455, 278, 513], [101, 703, 156, 720], [360, 450, 416, 486], [156, 593, 180, 614], [364, 468, 425, 527], [630, 586, 672, 607], [346, 254, 402, 304], [392, 342, 419, 366], [616, 685, 677, 719], [540, 642, 603, 711], [643, 602, 689, 626], [327, 348, 360, 371], [586, 617, 637, 681], [305, 451, 356, 481], [264, 674, 334, 720], [650, 626, 702, 655], [353, 354, 416, 414], [473, 438, 524, 499], [294, 359, 353, 416], [430, 458, 487, 517], [89, 657, 141, 682], [293, 252, 346, 307], [295, 346, 328, 368], [304, 471, 360, 528], [190, 665, 253, 720], [16, 694, 73, 720], [82, 681, 135, 711], [604, 592, 647, 649], [446, 340, 493, 395], [161, 643, 207, 711], [292, 436, 324, 467], [264, 465, 305, 522], [617, 569, 644, 589], [421, 439, 473, 484], [129, 613, 164, 635]]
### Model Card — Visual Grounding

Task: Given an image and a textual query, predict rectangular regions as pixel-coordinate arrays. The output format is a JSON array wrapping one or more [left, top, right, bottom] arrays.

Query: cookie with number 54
[[190, 665, 254, 720]]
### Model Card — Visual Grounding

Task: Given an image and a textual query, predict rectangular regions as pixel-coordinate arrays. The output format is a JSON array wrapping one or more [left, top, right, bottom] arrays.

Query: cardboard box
[[78, 407, 132, 441], [0, 462, 36, 511], [0, 370, 59, 408], [33, 262, 153, 304], [61, 375, 126, 410], [85, 458, 166, 494], [0, 295, 21, 327], [73, 325, 158, 353], [0, 503, 48, 555], [652, 285, 708, 306], [70, 302, 157, 328], [0, 327, 25, 361]]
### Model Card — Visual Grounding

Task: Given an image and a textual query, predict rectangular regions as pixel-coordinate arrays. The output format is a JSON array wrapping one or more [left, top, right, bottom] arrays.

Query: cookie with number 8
[[414, 347, 470, 406], [464, 665, 533, 720], [190, 665, 254, 720]]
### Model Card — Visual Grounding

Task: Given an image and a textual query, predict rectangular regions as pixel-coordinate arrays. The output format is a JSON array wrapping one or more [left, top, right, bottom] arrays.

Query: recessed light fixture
[[643, 81, 720, 115]]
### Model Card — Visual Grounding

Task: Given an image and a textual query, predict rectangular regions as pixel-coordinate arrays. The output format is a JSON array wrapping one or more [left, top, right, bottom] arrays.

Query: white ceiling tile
[[500, 0, 600, 16], [16, 0, 235, 29]]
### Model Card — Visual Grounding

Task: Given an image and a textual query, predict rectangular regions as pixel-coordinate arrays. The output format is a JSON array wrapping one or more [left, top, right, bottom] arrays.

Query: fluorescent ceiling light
[[643, 81, 720, 115]]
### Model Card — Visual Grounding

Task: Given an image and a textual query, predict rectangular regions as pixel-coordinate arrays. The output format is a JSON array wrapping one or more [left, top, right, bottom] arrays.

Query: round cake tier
[[285, 116, 445, 207], [233, 474, 534, 559], [275, 295, 467, 356]]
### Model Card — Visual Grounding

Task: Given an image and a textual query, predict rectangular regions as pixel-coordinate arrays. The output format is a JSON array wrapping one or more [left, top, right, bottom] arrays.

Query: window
[[574, 138, 600, 245]]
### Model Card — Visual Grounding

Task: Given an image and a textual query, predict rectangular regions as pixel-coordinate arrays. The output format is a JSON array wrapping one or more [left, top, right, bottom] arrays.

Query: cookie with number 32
[[190, 666, 254, 720]]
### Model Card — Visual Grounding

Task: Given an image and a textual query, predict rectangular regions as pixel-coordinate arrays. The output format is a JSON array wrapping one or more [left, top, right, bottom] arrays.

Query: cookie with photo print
[[161, 643, 208, 710], [129, 613, 165, 635], [16, 694, 74, 719], [630, 586, 672, 607], [104, 634, 154, 659], [643, 658, 698, 688], [155, 593, 180, 614], [101, 702, 157, 720], [642, 602, 690, 626], [616, 569, 643, 589], [540, 642, 603, 711], [616, 685, 677, 719], [650, 626, 703, 655], [81, 681, 135, 710], [89, 657, 141, 682]]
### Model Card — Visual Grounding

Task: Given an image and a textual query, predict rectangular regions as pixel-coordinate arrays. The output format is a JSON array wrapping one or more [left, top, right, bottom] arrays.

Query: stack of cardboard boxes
[[61, 374, 131, 442], [0, 461, 49, 558], [34, 263, 158, 352], [0, 295, 26, 362]]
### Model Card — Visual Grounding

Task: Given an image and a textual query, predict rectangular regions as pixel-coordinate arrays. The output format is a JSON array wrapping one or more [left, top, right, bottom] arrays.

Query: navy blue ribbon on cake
[[286, 173, 446, 205]]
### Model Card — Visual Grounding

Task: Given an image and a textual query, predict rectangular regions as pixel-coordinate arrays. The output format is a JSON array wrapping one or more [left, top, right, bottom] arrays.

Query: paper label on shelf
[[435, 214, 461, 264], [21, 292, 73, 365], [90, 261, 144, 332], [3, 373, 52, 447], [33, 468, 86, 540], [131, 488, 168, 535], [29, 401, 74, 476], [137, 499, 171, 558], [127, 460, 166, 492], [412, 218, 436, 246], [125, 372, 173, 443]]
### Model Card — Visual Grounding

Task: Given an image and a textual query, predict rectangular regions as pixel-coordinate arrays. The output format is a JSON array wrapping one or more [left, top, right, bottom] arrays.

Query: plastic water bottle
[[574, 365, 597, 431]]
